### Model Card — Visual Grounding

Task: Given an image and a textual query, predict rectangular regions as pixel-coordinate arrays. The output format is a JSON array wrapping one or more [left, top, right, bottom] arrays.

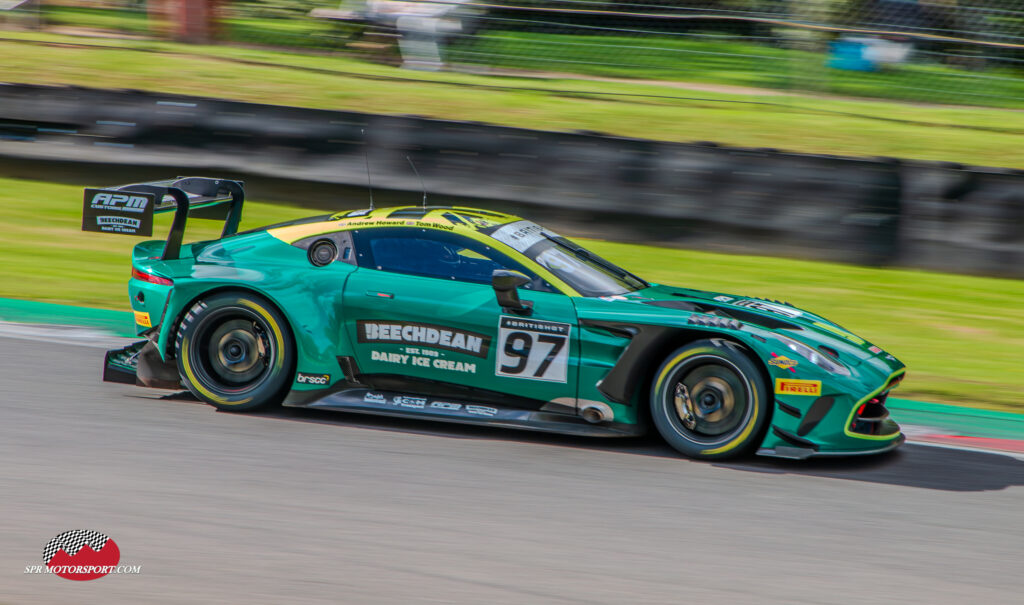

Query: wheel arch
[[583, 321, 773, 427], [163, 284, 297, 364]]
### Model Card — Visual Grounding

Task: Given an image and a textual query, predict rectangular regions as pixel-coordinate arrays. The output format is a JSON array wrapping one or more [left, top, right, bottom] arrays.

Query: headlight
[[776, 335, 851, 376]]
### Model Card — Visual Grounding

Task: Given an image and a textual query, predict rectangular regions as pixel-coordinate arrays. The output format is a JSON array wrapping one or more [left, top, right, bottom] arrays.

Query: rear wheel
[[650, 339, 769, 460], [175, 292, 294, 411]]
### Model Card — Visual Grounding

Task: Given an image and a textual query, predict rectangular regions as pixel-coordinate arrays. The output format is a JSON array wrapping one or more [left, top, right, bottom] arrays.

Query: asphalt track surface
[[2, 334, 1023, 605]]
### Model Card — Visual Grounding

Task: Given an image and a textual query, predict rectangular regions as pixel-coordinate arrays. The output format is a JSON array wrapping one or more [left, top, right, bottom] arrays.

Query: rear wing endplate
[[82, 177, 244, 261]]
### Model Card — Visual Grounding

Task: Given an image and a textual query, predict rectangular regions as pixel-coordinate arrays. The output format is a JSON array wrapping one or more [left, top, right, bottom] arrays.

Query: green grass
[[40, 5, 347, 50], [0, 30, 1022, 168], [42, 5, 152, 36], [450, 31, 1024, 109], [1, 176, 1021, 410]]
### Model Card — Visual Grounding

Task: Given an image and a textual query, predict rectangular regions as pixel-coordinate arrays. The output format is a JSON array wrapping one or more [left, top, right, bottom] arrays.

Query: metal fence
[[8, 0, 1024, 107]]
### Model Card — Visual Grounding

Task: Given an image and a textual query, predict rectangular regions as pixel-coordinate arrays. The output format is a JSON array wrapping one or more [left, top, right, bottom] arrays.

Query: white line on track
[[0, 321, 135, 349], [905, 436, 1024, 461]]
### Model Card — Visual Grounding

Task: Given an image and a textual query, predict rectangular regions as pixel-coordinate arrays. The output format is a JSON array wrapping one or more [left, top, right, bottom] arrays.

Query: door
[[341, 227, 578, 409]]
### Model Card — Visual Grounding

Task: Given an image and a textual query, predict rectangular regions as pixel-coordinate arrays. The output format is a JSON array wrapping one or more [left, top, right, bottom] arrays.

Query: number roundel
[[495, 317, 571, 383]]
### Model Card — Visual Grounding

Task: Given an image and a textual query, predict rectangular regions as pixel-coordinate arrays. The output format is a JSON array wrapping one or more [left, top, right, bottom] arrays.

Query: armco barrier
[[0, 84, 1020, 276], [898, 162, 1024, 277]]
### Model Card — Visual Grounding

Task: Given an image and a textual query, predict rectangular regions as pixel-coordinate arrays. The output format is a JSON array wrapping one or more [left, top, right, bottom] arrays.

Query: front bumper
[[757, 433, 905, 460], [758, 370, 906, 459]]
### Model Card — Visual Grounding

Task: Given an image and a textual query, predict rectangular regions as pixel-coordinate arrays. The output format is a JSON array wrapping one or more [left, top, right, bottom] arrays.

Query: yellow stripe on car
[[266, 207, 578, 297]]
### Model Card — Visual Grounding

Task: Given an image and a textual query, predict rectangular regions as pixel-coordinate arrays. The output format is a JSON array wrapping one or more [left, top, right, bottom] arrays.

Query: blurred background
[[5, 0, 1024, 107], [2, 0, 1023, 105], [0, 0, 1022, 408], [3, 9, 1023, 605]]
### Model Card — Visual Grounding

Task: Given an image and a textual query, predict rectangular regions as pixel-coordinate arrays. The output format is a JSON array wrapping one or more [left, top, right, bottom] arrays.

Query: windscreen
[[487, 221, 647, 297]]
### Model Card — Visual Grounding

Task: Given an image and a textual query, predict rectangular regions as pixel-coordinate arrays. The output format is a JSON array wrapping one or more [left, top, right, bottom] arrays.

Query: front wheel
[[175, 292, 294, 411], [650, 339, 770, 460]]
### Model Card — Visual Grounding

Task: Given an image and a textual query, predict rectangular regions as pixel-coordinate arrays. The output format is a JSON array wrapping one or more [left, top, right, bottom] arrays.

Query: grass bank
[[0, 31, 1022, 167], [0, 176, 1020, 410]]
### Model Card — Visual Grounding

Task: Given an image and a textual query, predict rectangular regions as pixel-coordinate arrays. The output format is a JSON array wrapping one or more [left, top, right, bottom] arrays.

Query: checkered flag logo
[[43, 530, 110, 564]]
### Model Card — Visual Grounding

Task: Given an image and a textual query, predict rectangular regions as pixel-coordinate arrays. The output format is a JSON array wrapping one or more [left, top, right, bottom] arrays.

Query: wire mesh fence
[[7, 0, 1024, 108]]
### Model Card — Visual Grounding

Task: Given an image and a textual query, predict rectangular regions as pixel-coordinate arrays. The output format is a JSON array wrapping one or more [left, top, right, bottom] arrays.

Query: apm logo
[[90, 192, 149, 213]]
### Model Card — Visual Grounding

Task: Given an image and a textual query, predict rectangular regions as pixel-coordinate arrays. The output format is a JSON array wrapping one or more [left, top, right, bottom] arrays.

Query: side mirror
[[492, 270, 532, 315]]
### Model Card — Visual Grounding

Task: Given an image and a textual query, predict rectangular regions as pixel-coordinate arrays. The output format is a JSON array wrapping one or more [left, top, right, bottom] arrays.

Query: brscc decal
[[495, 316, 571, 383], [358, 321, 490, 358], [296, 372, 330, 386]]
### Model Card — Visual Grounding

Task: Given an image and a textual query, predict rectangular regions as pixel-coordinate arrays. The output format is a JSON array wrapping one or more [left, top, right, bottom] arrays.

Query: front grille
[[849, 391, 900, 436]]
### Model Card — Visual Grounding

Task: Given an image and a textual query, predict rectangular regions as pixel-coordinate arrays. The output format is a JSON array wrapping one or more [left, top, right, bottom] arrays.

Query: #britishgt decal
[[358, 320, 490, 358]]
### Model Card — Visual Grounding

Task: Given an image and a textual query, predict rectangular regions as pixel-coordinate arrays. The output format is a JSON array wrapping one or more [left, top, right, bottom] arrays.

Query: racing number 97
[[495, 317, 572, 383], [500, 331, 565, 378]]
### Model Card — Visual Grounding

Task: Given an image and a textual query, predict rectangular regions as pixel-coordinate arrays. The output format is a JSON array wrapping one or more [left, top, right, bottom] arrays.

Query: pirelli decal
[[133, 311, 152, 328], [357, 320, 490, 358], [775, 378, 822, 397]]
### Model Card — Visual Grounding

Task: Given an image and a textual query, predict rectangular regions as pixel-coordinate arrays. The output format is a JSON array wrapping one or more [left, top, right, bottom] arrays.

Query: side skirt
[[285, 387, 644, 438]]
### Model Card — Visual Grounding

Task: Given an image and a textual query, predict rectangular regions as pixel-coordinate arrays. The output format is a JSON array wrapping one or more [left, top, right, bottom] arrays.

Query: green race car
[[87, 177, 906, 460]]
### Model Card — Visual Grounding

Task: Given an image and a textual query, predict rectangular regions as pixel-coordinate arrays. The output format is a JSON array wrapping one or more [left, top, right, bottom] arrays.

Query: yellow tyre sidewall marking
[[180, 335, 250, 405], [653, 347, 760, 456], [240, 299, 286, 372], [181, 296, 286, 406]]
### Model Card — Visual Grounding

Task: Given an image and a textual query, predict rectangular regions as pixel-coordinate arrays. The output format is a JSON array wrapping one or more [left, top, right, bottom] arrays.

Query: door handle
[[366, 291, 394, 299]]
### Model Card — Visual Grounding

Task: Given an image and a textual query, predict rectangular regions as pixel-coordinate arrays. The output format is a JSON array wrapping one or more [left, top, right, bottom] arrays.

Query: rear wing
[[82, 177, 244, 261]]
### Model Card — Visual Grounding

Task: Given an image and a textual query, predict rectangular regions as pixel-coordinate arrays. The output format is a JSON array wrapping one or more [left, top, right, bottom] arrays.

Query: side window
[[353, 228, 555, 292]]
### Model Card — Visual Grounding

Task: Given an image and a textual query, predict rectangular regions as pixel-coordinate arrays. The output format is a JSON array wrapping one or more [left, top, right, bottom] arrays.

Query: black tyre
[[175, 292, 294, 411], [650, 339, 770, 460]]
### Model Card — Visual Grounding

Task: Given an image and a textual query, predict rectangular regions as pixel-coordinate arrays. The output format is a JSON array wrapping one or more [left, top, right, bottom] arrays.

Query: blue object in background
[[828, 39, 877, 71]]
